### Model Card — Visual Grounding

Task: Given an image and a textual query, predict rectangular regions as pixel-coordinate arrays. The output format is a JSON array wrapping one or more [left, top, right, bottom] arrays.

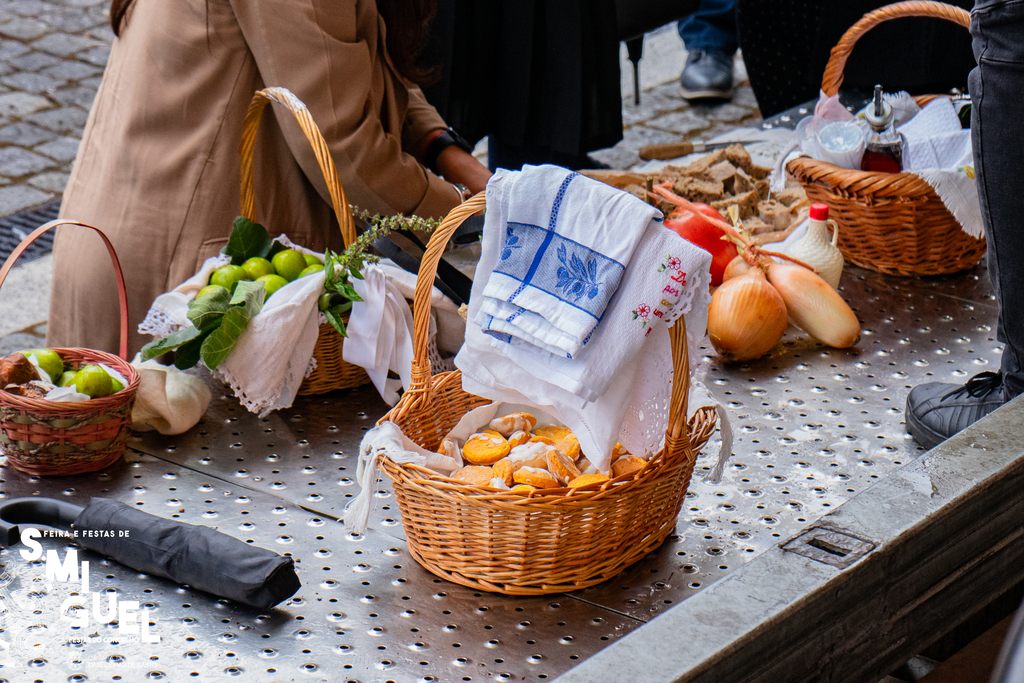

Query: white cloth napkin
[[478, 164, 658, 359], [129, 355, 212, 434], [342, 264, 415, 406], [455, 171, 713, 474], [495, 219, 711, 402], [897, 99, 982, 238]]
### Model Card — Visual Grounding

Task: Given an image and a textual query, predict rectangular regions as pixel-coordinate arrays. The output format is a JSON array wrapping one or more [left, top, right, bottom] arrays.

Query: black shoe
[[905, 371, 1007, 449], [679, 50, 734, 100]]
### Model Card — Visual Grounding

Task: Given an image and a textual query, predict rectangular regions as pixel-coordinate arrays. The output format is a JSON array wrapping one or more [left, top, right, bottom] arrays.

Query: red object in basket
[[664, 203, 739, 287]]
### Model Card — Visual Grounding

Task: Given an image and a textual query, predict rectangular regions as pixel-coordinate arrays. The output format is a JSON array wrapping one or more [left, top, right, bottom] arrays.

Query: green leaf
[[323, 306, 348, 338], [337, 281, 362, 302], [200, 306, 255, 370], [224, 216, 272, 265], [141, 325, 202, 361], [187, 287, 231, 331], [173, 328, 213, 370], [348, 265, 365, 280], [229, 279, 267, 317]]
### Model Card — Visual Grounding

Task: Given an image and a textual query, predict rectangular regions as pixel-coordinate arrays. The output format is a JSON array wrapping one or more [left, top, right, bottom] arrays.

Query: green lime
[[111, 378, 124, 393], [58, 370, 77, 387], [256, 274, 289, 297], [241, 256, 275, 280], [271, 249, 308, 282], [72, 365, 113, 399], [209, 264, 250, 293], [22, 349, 64, 384], [299, 264, 324, 278], [197, 284, 228, 299], [302, 253, 323, 267]]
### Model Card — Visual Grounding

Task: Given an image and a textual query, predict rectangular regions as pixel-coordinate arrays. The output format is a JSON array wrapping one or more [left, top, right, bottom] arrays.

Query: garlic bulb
[[707, 266, 788, 362], [766, 260, 859, 348]]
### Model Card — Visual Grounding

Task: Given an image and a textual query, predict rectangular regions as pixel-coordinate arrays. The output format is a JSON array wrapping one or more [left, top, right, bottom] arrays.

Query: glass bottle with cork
[[860, 84, 908, 173]]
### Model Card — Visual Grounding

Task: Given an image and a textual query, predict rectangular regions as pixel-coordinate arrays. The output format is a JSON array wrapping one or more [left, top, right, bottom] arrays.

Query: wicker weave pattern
[[786, 1, 984, 277], [0, 221, 140, 476], [377, 194, 717, 595], [239, 87, 368, 395]]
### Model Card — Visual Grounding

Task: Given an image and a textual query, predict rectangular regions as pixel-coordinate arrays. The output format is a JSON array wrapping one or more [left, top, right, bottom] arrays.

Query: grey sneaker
[[679, 50, 734, 100], [905, 371, 1007, 450]]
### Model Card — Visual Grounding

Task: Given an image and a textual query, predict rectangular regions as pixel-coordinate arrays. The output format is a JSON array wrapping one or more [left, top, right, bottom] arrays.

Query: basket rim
[[0, 347, 140, 414]]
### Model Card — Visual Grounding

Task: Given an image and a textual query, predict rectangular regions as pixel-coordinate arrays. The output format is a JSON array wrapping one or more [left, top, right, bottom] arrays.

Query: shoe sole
[[905, 403, 945, 451], [678, 83, 733, 100]]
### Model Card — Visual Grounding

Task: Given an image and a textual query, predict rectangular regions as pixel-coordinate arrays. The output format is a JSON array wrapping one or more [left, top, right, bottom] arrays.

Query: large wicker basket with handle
[[0, 220, 141, 476], [786, 1, 984, 277], [378, 194, 719, 595], [238, 86, 369, 395]]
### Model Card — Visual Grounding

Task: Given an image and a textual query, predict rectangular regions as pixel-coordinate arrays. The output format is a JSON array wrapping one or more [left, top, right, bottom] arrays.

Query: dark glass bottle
[[860, 85, 908, 173]]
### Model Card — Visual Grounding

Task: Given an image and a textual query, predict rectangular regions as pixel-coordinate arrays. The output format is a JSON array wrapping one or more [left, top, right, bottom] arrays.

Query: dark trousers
[[677, 0, 739, 54], [970, 0, 1024, 397]]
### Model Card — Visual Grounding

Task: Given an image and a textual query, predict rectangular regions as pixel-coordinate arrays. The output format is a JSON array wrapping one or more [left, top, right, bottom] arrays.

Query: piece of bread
[[463, 432, 511, 465], [513, 466, 561, 489], [507, 441, 554, 470], [546, 450, 582, 485], [758, 199, 793, 232], [612, 456, 647, 478], [672, 177, 726, 204], [451, 465, 495, 486], [712, 189, 759, 219], [491, 458, 515, 487], [568, 473, 610, 489], [488, 412, 537, 437], [507, 430, 531, 448]]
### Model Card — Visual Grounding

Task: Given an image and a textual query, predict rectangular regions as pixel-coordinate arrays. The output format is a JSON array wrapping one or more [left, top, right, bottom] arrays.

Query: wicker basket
[[378, 194, 719, 595], [0, 220, 141, 476], [786, 1, 985, 277], [238, 86, 369, 395]]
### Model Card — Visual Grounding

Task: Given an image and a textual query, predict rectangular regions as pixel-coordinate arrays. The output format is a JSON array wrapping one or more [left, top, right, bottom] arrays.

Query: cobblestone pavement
[[0, 0, 109, 216], [0, 4, 761, 340]]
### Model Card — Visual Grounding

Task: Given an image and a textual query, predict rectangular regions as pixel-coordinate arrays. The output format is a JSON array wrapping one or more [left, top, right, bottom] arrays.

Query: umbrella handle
[[0, 497, 84, 547]]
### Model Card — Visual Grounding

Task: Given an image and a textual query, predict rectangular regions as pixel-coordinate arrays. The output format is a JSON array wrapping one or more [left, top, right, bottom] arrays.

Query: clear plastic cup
[[815, 121, 866, 170]]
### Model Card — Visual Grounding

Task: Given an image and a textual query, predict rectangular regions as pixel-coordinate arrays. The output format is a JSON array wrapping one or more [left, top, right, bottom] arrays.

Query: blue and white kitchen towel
[[478, 165, 659, 358]]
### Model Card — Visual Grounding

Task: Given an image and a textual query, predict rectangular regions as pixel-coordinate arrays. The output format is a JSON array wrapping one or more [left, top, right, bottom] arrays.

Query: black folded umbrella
[[0, 497, 300, 609]]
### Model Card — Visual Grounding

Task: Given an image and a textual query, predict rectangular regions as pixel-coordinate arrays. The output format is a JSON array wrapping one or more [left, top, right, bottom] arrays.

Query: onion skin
[[722, 254, 751, 282], [707, 266, 789, 362], [766, 260, 860, 348]]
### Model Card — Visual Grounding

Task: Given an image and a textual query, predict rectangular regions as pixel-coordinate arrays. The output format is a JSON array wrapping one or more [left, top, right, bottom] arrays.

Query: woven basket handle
[[821, 1, 970, 97], [406, 191, 693, 455], [0, 220, 130, 360], [239, 87, 357, 247]]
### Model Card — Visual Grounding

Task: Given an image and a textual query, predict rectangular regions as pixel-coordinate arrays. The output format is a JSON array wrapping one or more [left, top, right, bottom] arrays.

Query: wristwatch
[[425, 127, 474, 175]]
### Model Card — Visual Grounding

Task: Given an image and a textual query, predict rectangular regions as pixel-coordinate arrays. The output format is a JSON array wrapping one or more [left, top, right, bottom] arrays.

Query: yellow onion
[[707, 265, 788, 362], [766, 260, 860, 348], [721, 254, 751, 282]]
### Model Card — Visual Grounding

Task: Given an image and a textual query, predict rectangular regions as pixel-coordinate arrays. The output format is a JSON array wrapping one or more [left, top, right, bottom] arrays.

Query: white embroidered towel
[[478, 164, 659, 358], [495, 220, 711, 402], [342, 264, 416, 406], [455, 170, 712, 474], [138, 254, 230, 337]]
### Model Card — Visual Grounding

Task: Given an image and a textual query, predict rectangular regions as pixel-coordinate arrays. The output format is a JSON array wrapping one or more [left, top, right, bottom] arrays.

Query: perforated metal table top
[[0, 263, 1001, 682]]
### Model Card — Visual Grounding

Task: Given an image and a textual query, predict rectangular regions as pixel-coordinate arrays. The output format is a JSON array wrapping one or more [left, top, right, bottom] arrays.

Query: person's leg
[[905, 0, 1024, 449], [677, 0, 739, 100]]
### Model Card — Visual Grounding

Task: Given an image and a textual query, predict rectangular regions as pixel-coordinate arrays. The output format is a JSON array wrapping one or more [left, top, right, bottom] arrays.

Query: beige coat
[[48, 0, 461, 357]]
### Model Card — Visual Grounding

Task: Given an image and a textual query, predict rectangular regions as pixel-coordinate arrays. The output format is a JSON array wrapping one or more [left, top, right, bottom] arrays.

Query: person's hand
[[435, 146, 491, 196]]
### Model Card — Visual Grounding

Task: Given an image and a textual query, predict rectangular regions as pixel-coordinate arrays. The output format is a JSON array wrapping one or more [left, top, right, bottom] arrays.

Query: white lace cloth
[[455, 170, 715, 475]]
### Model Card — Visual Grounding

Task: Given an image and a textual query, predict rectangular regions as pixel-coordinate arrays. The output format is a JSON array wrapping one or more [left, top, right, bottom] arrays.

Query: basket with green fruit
[[0, 221, 140, 476]]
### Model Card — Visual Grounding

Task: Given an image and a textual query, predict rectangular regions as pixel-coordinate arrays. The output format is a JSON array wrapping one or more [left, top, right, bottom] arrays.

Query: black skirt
[[422, 0, 623, 167]]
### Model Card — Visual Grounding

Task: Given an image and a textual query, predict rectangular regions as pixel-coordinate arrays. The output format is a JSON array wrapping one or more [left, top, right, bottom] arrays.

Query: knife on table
[[638, 139, 762, 161]]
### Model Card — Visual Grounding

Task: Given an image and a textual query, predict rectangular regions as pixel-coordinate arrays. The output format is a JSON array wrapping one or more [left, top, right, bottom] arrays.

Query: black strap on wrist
[[424, 127, 473, 175]]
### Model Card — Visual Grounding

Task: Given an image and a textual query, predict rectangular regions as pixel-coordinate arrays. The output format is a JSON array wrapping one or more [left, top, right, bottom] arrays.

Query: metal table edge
[[553, 394, 1024, 683]]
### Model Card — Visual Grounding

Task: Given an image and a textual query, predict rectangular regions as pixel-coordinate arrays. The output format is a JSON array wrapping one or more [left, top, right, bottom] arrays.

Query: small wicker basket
[[0, 220, 140, 476], [238, 87, 369, 395], [378, 194, 719, 595], [786, 0, 985, 277]]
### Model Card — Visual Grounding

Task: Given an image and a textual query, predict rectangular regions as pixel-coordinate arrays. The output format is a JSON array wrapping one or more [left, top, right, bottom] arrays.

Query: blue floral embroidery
[[500, 226, 522, 261], [555, 243, 601, 302]]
